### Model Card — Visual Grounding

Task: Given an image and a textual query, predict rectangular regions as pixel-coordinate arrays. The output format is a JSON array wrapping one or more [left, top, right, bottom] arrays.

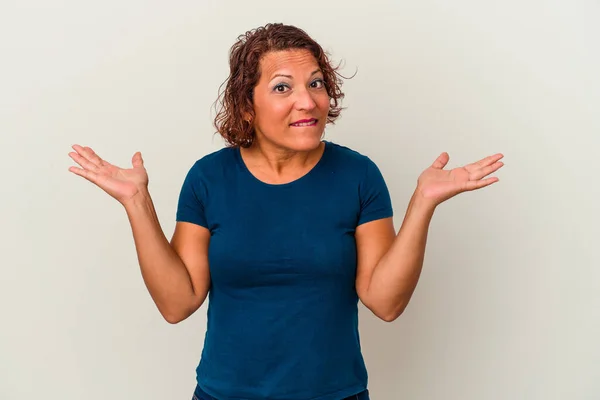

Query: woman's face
[[251, 49, 331, 152]]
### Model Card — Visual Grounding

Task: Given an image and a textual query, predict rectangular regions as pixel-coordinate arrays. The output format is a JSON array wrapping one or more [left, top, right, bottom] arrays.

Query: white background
[[1, 1, 598, 399]]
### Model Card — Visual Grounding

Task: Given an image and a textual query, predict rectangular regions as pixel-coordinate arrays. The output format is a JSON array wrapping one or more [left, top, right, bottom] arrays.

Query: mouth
[[290, 118, 318, 127]]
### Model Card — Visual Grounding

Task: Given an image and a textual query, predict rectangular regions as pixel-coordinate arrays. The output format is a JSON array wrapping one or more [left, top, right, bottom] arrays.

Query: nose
[[294, 87, 317, 111]]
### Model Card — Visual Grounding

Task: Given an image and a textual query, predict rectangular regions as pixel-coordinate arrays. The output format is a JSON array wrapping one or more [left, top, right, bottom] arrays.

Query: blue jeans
[[192, 385, 370, 400]]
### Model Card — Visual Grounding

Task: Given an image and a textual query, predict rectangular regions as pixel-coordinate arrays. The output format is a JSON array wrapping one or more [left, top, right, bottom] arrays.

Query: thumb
[[431, 152, 449, 169], [132, 151, 144, 168]]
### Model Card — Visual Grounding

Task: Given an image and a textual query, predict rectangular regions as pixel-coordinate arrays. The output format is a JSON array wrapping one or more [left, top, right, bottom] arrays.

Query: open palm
[[416, 152, 504, 206], [68, 144, 149, 205]]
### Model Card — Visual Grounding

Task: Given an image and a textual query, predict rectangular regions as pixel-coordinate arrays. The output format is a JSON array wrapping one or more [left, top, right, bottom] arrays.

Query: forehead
[[258, 49, 320, 80]]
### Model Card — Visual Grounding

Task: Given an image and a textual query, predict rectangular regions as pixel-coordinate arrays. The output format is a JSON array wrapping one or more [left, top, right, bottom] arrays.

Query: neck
[[243, 138, 325, 176]]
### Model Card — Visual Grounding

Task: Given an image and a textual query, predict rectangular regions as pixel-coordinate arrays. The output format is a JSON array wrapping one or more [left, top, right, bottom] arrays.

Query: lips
[[290, 118, 318, 127]]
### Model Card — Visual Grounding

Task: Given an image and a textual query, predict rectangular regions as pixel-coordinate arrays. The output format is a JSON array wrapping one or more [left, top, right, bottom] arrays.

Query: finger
[[431, 152, 449, 169], [465, 154, 504, 173], [72, 145, 104, 169], [462, 176, 499, 191], [470, 161, 504, 180], [68, 165, 100, 185], [132, 152, 144, 168], [473, 153, 504, 168], [69, 151, 99, 171], [83, 146, 109, 167]]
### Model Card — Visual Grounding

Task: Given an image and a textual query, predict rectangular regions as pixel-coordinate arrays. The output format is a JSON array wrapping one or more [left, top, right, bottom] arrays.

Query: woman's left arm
[[356, 152, 504, 322]]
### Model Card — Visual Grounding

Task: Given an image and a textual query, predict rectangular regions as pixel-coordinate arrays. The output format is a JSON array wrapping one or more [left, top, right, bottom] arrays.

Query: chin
[[290, 135, 324, 151], [258, 127, 324, 152], [290, 125, 325, 146]]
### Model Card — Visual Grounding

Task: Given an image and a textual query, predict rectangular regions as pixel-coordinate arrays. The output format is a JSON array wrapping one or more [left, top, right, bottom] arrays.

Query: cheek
[[255, 102, 293, 130], [315, 90, 330, 106], [272, 102, 293, 118], [255, 98, 287, 122], [317, 96, 330, 114]]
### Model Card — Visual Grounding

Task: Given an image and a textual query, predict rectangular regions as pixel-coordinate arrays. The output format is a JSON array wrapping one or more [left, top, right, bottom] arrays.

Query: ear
[[243, 111, 254, 123]]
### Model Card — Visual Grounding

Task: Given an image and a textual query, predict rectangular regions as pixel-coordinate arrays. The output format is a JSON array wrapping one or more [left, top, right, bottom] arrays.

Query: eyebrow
[[270, 69, 322, 81]]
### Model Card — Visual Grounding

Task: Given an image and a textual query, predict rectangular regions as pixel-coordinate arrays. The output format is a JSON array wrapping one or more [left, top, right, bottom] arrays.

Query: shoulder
[[327, 141, 367, 161], [187, 146, 237, 172], [182, 146, 238, 184], [179, 146, 238, 192], [325, 141, 390, 194], [325, 141, 380, 174]]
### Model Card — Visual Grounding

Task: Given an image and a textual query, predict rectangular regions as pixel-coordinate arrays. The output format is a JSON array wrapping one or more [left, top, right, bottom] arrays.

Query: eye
[[273, 83, 290, 93], [311, 79, 325, 89]]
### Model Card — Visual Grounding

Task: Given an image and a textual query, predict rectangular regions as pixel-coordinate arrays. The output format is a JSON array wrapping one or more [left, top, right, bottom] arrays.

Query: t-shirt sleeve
[[357, 157, 394, 226], [175, 161, 208, 228]]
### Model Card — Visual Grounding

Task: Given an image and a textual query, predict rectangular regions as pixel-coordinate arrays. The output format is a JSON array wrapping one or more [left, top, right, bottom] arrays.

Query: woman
[[68, 23, 503, 400]]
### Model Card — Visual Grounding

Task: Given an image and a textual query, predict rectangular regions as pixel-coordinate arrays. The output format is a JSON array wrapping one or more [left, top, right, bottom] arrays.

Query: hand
[[415, 152, 504, 207], [68, 145, 149, 206]]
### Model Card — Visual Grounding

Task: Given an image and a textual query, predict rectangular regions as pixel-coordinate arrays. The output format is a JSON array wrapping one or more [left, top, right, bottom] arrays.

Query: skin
[[241, 49, 505, 322], [240, 49, 331, 185], [356, 152, 503, 321], [67, 48, 504, 324]]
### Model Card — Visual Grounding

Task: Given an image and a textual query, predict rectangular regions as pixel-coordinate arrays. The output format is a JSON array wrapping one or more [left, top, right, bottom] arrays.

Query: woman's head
[[213, 23, 346, 150]]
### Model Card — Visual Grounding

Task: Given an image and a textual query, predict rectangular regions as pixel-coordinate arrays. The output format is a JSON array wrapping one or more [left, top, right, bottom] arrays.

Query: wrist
[[410, 187, 438, 215], [122, 187, 152, 212]]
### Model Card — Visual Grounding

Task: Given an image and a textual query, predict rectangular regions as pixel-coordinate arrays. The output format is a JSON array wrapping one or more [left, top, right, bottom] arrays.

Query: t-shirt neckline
[[234, 140, 331, 188]]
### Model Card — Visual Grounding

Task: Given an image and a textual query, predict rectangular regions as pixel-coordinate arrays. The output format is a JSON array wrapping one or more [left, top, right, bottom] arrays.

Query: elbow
[[361, 287, 413, 323], [160, 306, 194, 325], [370, 301, 408, 323], [164, 313, 185, 324], [159, 297, 204, 324], [378, 309, 403, 323]]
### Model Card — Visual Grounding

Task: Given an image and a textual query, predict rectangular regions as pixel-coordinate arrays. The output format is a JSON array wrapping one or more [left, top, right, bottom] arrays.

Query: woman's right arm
[[68, 145, 210, 324], [124, 191, 211, 324]]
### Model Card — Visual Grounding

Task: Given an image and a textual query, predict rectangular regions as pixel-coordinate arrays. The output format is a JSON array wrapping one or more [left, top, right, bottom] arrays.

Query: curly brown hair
[[213, 23, 347, 148]]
